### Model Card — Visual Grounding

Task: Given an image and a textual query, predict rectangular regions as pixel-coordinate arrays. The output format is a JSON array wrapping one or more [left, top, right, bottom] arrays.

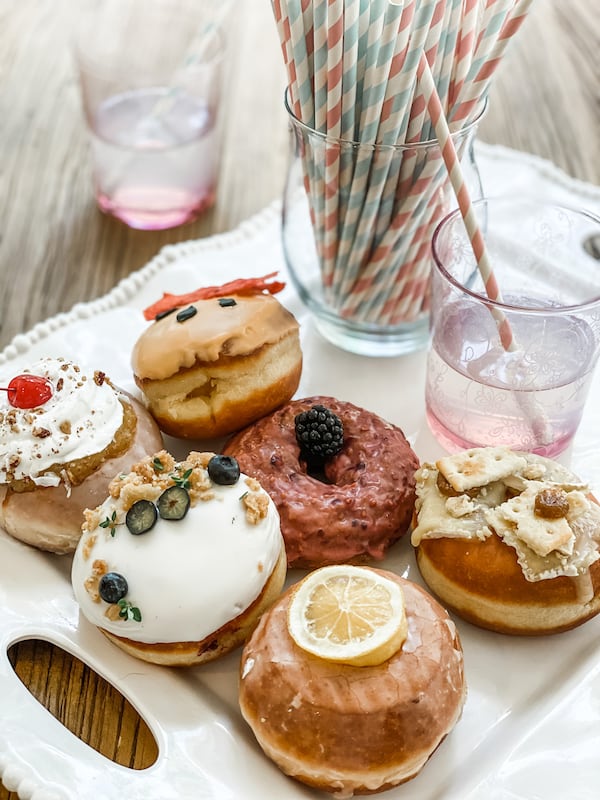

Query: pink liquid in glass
[[91, 88, 218, 230], [425, 300, 596, 457]]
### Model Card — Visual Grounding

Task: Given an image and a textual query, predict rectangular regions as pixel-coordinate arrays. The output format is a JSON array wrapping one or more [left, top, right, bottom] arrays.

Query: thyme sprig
[[99, 510, 120, 537], [171, 467, 193, 491], [118, 599, 142, 622]]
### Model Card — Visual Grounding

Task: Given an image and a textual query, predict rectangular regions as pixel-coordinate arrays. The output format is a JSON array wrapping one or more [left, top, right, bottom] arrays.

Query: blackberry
[[295, 404, 344, 460]]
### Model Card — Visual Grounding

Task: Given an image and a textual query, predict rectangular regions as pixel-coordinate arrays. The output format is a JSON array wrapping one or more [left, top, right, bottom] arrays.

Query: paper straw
[[286, 0, 315, 125], [312, 0, 329, 131], [357, 1, 405, 143], [417, 52, 512, 343], [104, 0, 232, 196], [321, 0, 345, 287], [447, 0, 480, 111], [336, 0, 436, 303], [431, 0, 463, 122], [417, 51, 552, 445], [272, 0, 299, 110], [271, 0, 536, 331], [451, 0, 534, 124], [403, 0, 446, 144], [340, 0, 361, 140], [140, 0, 233, 121], [375, 0, 418, 143], [331, 0, 388, 270], [336, 0, 364, 237], [333, 0, 405, 296]]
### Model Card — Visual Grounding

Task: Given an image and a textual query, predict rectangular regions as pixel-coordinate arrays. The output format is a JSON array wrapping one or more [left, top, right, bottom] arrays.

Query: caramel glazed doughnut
[[239, 571, 466, 797], [224, 396, 419, 568], [131, 292, 302, 439]]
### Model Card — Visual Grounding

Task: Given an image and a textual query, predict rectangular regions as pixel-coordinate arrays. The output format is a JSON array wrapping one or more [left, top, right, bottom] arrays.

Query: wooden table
[[1, 1, 598, 797]]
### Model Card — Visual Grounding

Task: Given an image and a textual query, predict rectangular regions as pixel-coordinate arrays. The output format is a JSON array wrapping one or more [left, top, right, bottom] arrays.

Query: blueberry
[[99, 572, 128, 604], [157, 485, 190, 520], [208, 455, 240, 485], [126, 499, 158, 535]]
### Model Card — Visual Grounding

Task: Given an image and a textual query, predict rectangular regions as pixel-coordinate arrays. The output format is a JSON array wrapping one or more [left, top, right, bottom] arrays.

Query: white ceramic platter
[[1, 144, 599, 800]]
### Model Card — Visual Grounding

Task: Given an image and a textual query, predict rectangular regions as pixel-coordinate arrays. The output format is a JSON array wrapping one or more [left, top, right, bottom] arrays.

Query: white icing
[[0, 357, 124, 485], [71, 477, 283, 644]]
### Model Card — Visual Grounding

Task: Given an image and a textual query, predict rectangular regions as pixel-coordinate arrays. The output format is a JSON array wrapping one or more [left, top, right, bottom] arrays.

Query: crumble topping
[[412, 447, 600, 582]]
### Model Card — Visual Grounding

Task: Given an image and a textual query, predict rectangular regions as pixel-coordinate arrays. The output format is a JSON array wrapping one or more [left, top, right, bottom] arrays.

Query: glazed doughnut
[[71, 450, 287, 666], [239, 569, 466, 796], [0, 357, 163, 554], [223, 396, 419, 568], [131, 288, 302, 439], [412, 446, 600, 635]]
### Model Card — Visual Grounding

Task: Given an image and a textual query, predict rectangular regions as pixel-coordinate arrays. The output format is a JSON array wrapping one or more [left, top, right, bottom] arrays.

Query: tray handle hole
[[7, 637, 158, 770]]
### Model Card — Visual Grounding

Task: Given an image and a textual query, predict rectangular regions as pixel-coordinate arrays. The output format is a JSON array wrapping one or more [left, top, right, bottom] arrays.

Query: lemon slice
[[287, 565, 408, 667]]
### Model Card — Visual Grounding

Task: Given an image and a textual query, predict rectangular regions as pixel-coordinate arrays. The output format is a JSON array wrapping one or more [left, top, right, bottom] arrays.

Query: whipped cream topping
[[0, 357, 124, 487], [71, 452, 284, 644]]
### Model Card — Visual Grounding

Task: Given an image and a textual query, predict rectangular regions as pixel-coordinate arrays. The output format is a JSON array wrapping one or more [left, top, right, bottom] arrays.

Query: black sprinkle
[[155, 307, 177, 321], [218, 297, 237, 307], [176, 305, 198, 323]]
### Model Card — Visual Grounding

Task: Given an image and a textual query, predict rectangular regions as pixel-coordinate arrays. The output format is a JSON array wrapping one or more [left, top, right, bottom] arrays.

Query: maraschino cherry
[[0, 374, 53, 409]]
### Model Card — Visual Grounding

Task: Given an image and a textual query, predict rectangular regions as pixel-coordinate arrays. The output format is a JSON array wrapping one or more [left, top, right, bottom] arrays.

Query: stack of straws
[[272, 0, 534, 325]]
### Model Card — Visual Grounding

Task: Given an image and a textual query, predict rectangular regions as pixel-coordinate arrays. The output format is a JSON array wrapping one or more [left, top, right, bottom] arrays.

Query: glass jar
[[282, 95, 484, 357]]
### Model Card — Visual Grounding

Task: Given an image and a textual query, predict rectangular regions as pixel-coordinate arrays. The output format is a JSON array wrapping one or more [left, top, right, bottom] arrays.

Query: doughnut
[[239, 567, 466, 796], [71, 450, 287, 666], [412, 446, 600, 635], [223, 396, 419, 568], [0, 357, 163, 554], [131, 281, 302, 439]]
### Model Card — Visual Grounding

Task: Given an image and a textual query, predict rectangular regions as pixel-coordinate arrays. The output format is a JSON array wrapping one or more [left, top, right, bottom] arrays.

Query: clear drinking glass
[[426, 198, 600, 456], [73, 0, 225, 230], [282, 95, 484, 357]]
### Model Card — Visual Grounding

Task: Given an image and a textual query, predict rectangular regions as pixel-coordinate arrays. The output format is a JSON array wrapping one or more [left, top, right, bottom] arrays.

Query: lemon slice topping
[[287, 565, 408, 667]]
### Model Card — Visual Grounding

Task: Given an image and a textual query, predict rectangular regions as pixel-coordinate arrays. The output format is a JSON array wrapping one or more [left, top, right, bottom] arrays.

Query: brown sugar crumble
[[99, 450, 269, 525], [84, 558, 109, 602]]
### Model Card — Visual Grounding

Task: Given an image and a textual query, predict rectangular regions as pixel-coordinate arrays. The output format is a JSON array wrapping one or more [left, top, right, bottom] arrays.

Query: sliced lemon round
[[287, 565, 408, 667]]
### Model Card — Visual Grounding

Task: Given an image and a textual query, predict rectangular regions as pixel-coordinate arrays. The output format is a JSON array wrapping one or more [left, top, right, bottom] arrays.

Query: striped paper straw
[[340, 0, 362, 140], [337, 0, 436, 303], [322, 0, 345, 287], [416, 51, 514, 346], [271, 0, 537, 333], [334, 0, 406, 296], [287, 0, 316, 125], [403, 0, 447, 144], [431, 0, 463, 123], [312, 0, 329, 130], [447, 0, 480, 111], [451, 0, 534, 124], [272, 0, 295, 105], [331, 0, 388, 265], [417, 50, 552, 444]]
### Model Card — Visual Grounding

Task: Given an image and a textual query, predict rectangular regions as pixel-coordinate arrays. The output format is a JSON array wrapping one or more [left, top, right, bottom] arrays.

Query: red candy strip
[[143, 272, 286, 320]]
